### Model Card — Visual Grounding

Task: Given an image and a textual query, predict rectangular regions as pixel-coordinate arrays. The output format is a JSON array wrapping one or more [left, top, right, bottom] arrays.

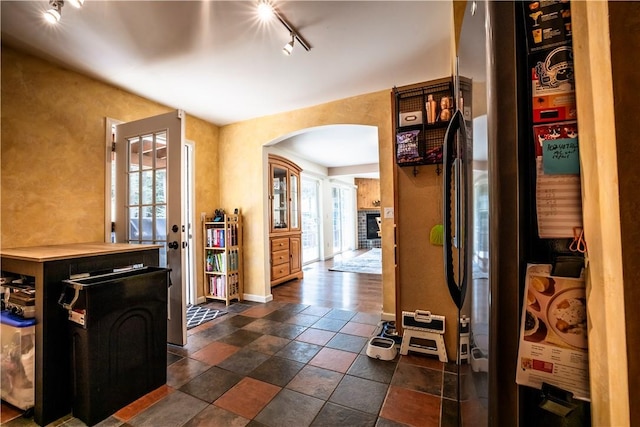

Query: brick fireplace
[[357, 210, 381, 249]]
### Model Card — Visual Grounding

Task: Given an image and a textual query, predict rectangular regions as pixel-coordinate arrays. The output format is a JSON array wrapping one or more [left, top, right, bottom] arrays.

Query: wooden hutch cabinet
[[268, 154, 303, 286]]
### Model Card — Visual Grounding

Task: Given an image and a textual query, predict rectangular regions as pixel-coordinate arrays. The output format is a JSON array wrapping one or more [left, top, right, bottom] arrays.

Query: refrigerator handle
[[442, 109, 469, 310]]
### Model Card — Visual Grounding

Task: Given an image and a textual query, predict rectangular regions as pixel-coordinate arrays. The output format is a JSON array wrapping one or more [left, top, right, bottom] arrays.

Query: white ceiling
[[1, 0, 456, 175]]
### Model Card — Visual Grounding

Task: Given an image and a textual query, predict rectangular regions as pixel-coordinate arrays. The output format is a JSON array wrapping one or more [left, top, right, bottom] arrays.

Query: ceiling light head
[[257, 0, 275, 21], [67, 0, 84, 8], [44, 0, 63, 24], [283, 34, 295, 56]]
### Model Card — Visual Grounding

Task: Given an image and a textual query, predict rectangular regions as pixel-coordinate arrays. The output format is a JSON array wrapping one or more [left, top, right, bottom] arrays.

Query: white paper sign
[[535, 157, 583, 238], [515, 264, 590, 401]]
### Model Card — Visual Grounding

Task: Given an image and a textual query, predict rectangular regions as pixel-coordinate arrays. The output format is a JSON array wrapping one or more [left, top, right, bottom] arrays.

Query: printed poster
[[516, 264, 590, 401], [535, 156, 582, 238], [525, 0, 572, 54], [533, 121, 577, 158], [530, 47, 577, 124]]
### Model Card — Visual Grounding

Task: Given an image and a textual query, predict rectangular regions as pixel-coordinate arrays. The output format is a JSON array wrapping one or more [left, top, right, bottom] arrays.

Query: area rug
[[329, 248, 382, 275], [186, 304, 227, 330]]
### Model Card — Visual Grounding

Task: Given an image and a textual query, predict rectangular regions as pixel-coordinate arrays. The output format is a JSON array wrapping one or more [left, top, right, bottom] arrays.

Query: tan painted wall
[[1, 44, 397, 313], [395, 164, 460, 357], [1, 46, 220, 299], [218, 91, 396, 314]]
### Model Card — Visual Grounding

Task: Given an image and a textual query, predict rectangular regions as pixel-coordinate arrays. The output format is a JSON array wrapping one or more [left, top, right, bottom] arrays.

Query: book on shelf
[[214, 252, 225, 272], [206, 251, 228, 273], [209, 275, 226, 297], [206, 228, 227, 248], [207, 273, 240, 298]]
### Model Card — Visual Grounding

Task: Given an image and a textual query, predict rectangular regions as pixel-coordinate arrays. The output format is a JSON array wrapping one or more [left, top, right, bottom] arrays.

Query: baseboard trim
[[381, 311, 396, 321], [242, 293, 273, 304]]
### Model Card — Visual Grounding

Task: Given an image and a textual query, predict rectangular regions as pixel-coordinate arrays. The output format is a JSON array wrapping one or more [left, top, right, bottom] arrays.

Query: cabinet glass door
[[290, 171, 299, 230], [271, 165, 288, 231]]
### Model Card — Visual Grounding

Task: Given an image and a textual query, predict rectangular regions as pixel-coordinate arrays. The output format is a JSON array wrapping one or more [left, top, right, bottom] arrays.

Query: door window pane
[[129, 207, 140, 240], [155, 132, 167, 168], [128, 138, 140, 172], [141, 170, 154, 205], [290, 172, 299, 229], [141, 205, 153, 240], [272, 166, 287, 229], [156, 205, 167, 241], [140, 134, 153, 170], [128, 172, 139, 205], [156, 169, 166, 203]]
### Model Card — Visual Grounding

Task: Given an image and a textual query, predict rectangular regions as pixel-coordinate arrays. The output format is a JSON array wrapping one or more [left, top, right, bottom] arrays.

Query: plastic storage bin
[[59, 266, 169, 426], [0, 311, 36, 411]]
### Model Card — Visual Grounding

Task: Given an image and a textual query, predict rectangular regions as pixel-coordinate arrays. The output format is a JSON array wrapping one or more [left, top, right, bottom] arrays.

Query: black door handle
[[443, 109, 469, 310], [168, 241, 179, 250]]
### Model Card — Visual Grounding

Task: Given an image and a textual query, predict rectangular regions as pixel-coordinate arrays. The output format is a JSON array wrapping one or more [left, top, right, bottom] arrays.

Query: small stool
[[400, 310, 448, 363], [459, 316, 470, 363], [399, 328, 448, 363], [459, 333, 470, 363]]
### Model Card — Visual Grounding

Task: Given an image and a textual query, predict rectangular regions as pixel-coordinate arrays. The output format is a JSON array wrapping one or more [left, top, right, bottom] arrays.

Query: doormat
[[186, 304, 227, 330], [329, 248, 382, 275]]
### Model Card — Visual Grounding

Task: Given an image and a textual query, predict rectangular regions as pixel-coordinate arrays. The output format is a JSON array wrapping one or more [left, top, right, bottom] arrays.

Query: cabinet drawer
[[271, 263, 290, 280], [271, 237, 290, 251], [271, 249, 289, 266]]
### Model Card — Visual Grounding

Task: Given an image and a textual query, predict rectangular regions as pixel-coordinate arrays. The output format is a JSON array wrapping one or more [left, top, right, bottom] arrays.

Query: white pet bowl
[[366, 336, 397, 361]]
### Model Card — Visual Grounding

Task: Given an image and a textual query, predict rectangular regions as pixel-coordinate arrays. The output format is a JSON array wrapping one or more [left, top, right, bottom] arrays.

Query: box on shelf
[[399, 110, 423, 127]]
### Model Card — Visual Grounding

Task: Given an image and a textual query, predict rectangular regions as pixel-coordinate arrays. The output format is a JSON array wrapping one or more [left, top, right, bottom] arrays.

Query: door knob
[[168, 241, 179, 249]]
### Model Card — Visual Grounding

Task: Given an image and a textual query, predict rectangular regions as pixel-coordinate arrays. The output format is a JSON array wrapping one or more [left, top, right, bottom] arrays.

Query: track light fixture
[[282, 34, 294, 56], [44, 0, 63, 24], [257, 0, 311, 55], [44, 0, 83, 24]]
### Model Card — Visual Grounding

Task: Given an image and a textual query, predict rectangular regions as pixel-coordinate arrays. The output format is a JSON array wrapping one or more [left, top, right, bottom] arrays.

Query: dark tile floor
[[1, 300, 486, 427]]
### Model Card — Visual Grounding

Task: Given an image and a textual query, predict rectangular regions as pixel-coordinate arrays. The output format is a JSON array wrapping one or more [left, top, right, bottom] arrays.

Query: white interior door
[[114, 110, 187, 346]]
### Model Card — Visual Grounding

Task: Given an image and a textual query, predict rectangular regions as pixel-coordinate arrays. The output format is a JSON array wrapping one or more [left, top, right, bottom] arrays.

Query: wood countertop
[[0, 243, 162, 262]]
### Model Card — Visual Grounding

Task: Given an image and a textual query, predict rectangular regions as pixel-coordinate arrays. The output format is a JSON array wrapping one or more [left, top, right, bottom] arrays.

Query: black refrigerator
[[444, 1, 591, 425]]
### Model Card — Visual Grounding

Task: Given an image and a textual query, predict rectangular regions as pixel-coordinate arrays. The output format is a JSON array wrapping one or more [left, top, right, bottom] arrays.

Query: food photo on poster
[[516, 264, 590, 401]]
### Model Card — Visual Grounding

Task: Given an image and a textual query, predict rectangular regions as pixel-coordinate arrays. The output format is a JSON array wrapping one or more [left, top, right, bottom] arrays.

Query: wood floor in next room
[[272, 250, 384, 314]]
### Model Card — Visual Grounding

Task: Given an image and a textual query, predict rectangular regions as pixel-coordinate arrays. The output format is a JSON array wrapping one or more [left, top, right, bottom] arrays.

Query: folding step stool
[[400, 310, 448, 363]]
